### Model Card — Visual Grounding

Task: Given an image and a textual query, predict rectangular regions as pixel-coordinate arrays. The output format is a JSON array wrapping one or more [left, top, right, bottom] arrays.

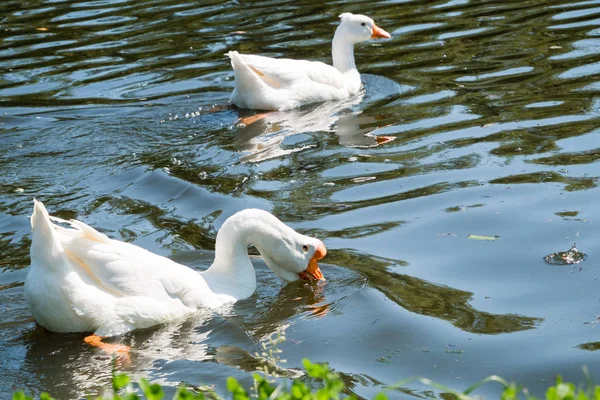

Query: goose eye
[[361, 22, 366, 26], [302, 245, 309, 252]]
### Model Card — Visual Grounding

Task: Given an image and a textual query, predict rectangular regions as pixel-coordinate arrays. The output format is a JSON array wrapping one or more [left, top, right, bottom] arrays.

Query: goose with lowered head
[[227, 12, 391, 111], [25, 200, 326, 352]]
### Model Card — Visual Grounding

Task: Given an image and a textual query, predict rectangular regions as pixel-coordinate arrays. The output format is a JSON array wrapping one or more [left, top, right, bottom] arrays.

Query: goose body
[[227, 12, 390, 111], [24, 200, 326, 337]]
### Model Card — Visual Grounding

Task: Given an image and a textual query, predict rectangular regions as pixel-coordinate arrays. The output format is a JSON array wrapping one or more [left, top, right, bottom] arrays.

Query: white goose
[[25, 200, 326, 353], [227, 12, 391, 111]]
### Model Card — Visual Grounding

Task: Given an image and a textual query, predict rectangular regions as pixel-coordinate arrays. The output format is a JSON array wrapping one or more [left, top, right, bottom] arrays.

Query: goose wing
[[30, 200, 209, 307], [61, 226, 208, 307], [236, 54, 346, 90]]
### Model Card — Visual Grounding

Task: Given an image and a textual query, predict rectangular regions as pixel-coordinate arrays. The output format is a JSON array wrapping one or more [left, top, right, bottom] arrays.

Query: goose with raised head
[[24, 200, 326, 353], [227, 12, 391, 111]]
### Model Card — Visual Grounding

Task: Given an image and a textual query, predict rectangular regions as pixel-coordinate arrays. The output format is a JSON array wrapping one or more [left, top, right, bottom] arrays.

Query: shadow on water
[[2, 0, 600, 398], [326, 249, 542, 335]]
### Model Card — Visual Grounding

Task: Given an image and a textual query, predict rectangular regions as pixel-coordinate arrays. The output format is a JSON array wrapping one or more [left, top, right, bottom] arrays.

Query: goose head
[[257, 225, 327, 283], [236, 210, 327, 282], [211, 209, 327, 286], [337, 12, 391, 44]]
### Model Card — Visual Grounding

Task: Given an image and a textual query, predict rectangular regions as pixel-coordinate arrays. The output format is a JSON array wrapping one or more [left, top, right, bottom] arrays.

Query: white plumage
[[24, 200, 326, 336], [227, 12, 391, 110]]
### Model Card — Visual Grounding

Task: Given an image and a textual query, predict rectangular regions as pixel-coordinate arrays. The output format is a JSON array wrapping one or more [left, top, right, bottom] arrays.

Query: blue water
[[2, 0, 600, 398]]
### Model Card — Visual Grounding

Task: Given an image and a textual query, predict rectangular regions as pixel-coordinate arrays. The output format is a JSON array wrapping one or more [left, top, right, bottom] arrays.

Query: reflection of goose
[[235, 74, 407, 162], [237, 95, 364, 162], [17, 260, 355, 397], [227, 13, 390, 111], [24, 200, 326, 352], [19, 305, 302, 398]]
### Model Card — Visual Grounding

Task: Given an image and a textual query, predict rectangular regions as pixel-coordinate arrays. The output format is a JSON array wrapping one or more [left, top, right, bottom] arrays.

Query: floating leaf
[[467, 234, 497, 241], [555, 210, 579, 217]]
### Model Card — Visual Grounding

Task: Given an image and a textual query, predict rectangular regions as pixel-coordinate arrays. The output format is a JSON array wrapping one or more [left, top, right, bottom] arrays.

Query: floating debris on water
[[467, 234, 499, 241], [554, 210, 586, 222], [544, 242, 586, 265], [583, 316, 600, 325], [555, 210, 579, 218]]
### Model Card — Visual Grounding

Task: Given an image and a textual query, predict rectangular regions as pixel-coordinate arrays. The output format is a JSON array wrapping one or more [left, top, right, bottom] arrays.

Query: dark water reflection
[[2, 0, 600, 398]]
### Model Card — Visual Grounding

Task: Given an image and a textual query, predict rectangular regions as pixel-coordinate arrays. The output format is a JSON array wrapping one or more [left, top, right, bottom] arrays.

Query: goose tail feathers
[[30, 199, 64, 265], [226, 51, 272, 108]]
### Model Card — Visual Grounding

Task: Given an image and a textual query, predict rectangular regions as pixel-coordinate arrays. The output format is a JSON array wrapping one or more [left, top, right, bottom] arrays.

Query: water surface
[[2, 0, 600, 398]]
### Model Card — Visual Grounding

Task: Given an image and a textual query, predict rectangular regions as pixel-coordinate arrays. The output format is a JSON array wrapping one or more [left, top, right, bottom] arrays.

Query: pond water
[[2, 0, 600, 398]]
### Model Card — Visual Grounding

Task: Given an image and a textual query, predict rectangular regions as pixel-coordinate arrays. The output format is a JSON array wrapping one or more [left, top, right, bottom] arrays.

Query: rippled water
[[2, 0, 600, 398]]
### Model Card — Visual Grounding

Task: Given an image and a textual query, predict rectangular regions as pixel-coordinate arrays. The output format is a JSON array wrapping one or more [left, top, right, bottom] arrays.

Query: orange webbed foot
[[237, 112, 272, 126], [375, 135, 396, 145], [84, 334, 131, 366]]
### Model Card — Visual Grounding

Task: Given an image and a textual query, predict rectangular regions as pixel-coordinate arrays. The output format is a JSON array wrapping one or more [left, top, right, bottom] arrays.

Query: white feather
[[227, 12, 390, 110], [24, 200, 326, 336]]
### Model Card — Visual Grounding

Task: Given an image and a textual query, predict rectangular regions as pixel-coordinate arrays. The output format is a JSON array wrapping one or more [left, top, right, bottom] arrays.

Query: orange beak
[[299, 241, 327, 281], [371, 24, 391, 39]]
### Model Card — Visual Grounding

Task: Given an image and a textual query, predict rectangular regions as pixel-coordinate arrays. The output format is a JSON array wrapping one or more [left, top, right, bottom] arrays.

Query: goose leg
[[208, 104, 235, 113], [238, 112, 273, 126], [375, 135, 395, 145], [205, 104, 272, 126], [84, 334, 131, 364]]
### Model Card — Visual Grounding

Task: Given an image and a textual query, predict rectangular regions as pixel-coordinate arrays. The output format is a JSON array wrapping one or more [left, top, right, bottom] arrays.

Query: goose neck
[[332, 31, 357, 73], [202, 210, 281, 300]]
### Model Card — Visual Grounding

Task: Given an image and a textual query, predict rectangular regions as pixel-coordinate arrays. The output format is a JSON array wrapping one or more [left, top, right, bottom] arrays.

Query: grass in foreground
[[12, 359, 600, 400], [12, 325, 598, 400]]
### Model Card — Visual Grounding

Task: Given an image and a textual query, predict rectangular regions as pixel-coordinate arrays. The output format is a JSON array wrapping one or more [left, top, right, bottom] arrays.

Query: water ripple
[[1, 0, 600, 398]]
